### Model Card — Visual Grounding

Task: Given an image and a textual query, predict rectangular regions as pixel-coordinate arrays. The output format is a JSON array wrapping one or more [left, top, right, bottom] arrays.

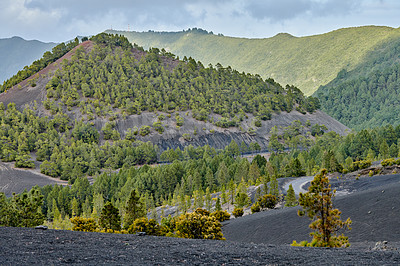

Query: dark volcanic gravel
[[1, 174, 399, 265], [0, 227, 399, 265], [223, 175, 400, 245]]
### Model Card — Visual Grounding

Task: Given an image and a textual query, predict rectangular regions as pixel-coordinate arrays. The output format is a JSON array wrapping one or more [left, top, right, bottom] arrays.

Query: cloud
[[243, 0, 361, 22], [0, 0, 398, 42], [0, 0, 229, 41]]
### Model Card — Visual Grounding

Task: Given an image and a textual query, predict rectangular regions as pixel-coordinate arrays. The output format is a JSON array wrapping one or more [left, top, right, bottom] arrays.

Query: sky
[[0, 0, 399, 43]]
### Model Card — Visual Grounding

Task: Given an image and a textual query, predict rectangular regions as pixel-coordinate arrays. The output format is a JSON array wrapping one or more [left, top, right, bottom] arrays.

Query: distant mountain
[[106, 26, 400, 96], [0, 36, 56, 84], [314, 35, 400, 130]]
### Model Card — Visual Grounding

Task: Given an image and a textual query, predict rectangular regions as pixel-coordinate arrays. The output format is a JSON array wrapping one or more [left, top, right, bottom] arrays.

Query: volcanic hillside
[[223, 173, 400, 245], [0, 33, 348, 151]]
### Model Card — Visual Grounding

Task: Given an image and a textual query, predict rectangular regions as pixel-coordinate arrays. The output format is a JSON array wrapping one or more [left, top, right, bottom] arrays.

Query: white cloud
[[0, 0, 398, 42]]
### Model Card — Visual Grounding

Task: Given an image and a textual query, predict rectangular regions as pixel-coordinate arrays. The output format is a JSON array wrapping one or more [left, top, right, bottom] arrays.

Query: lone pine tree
[[295, 169, 352, 247], [285, 184, 297, 207]]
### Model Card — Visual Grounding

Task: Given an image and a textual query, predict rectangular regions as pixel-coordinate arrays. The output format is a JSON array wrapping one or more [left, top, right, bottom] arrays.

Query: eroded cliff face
[[88, 109, 349, 151]]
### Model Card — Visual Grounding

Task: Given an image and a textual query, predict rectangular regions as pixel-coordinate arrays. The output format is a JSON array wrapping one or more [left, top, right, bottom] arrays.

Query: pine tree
[[10, 188, 45, 227], [285, 184, 297, 207], [215, 197, 222, 211], [248, 162, 260, 185], [99, 202, 121, 231], [92, 193, 104, 221], [71, 198, 79, 217], [228, 179, 236, 206], [0, 192, 11, 226], [205, 187, 212, 211], [123, 190, 146, 229], [296, 169, 352, 247], [216, 162, 229, 187], [193, 190, 204, 209], [82, 197, 91, 218], [269, 175, 279, 196]]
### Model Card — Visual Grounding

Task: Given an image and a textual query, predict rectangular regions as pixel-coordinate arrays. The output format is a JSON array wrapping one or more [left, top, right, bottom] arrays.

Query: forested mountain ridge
[[0, 36, 56, 84], [314, 34, 400, 130], [0, 33, 346, 152], [106, 26, 400, 96]]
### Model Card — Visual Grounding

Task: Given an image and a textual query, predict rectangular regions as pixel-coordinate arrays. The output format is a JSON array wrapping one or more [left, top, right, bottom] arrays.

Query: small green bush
[[381, 158, 395, 167], [153, 121, 164, 134], [368, 170, 374, 177], [139, 125, 151, 136], [258, 194, 278, 209], [211, 210, 230, 222], [14, 155, 35, 168], [232, 207, 244, 218], [176, 115, 184, 126], [175, 209, 225, 240], [70, 217, 98, 232], [348, 160, 371, 172], [182, 133, 191, 141], [128, 217, 163, 236], [251, 202, 261, 213]]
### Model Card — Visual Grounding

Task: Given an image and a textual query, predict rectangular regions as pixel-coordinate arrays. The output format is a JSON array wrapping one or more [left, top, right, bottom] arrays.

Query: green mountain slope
[[314, 36, 400, 130], [107, 26, 400, 96], [0, 36, 56, 83]]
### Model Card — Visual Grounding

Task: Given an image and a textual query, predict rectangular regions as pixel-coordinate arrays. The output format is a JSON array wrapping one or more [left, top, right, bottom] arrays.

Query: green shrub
[[368, 170, 374, 177], [153, 121, 164, 134], [70, 217, 98, 232], [248, 127, 256, 136], [175, 210, 225, 240], [348, 160, 372, 172], [194, 208, 210, 216], [381, 158, 395, 167], [232, 207, 244, 218], [128, 217, 163, 236], [182, 133, 191, 141], [176, 115, 184, 126], [211, 210, 230, 222], [258, 194, 278, 209], [14, 155, 35, 168], [251, 202, 261, 213], [139, 125, 151, 136]]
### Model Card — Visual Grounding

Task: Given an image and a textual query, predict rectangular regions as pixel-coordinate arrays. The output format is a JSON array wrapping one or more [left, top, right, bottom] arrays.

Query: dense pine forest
[[315, 36, 400, 130]]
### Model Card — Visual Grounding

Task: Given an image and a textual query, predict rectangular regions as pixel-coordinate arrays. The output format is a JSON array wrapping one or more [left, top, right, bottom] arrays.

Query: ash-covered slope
[[0, 226, 399, 265], [0, 33, 348, 151], [223, 174, 400, 245]]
